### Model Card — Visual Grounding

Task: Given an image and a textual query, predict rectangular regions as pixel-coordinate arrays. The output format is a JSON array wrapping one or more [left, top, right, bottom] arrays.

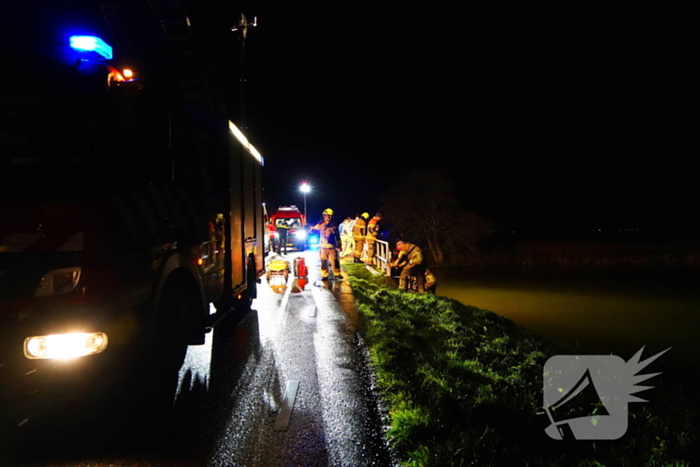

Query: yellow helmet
[[323, 208, 334, 216], [362, 212, 369, 219]]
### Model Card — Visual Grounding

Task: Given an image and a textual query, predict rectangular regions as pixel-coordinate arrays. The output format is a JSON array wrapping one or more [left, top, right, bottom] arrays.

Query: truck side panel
[[229, 140, 245, 293], [253, 160, 264, 275], [242, 142, 264, 277]]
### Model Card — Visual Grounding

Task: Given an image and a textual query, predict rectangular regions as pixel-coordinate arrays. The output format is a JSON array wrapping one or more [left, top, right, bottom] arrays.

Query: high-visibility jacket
[[276, 222, 290, 236], [392, 242, 423, 267], [367, 216, 381, 239], [340, 219, 353, 237], [352, 217, 366, 239], [312, 220, 340, 249]]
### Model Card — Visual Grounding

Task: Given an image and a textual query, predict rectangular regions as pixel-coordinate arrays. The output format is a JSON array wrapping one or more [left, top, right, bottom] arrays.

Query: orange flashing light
[[106, 65, 124, 86]]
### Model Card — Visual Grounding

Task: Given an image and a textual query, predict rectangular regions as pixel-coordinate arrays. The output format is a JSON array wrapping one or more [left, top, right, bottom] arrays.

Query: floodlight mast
[[300, 182, 311, 223], [232, 14, 257, 131]]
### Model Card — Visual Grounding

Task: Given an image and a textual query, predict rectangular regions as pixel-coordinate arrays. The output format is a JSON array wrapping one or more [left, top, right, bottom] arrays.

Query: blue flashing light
[[69, 35, 112, 60], [308, 234, 320, 250]]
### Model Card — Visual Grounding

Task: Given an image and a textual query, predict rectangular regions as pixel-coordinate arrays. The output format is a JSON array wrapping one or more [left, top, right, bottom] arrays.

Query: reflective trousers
[[366, 236, 377, 262], [399, 263, 425, 292], [353, 237, 365, 260], [320, 247, 341, 278]]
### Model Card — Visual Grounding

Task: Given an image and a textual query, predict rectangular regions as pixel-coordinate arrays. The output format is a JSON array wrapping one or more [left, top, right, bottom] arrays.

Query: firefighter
[[424, 268, 437, 294], [365, 212, 382, 263], [340, 217, 355, 257], [216, 213, 226, 265], [391, 240, 426, 292], [339, 217, 353, 255], [352, 212, 369, 263], [310, 208, 342, 280], [276, 219, 290, 254]]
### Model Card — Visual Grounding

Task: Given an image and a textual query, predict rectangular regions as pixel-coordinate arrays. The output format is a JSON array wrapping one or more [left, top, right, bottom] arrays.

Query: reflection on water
[[436, 266, 700, 366]]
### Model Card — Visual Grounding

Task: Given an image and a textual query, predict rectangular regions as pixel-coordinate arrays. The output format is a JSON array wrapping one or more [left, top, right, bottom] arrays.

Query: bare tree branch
[[379, 169, 492, 265]]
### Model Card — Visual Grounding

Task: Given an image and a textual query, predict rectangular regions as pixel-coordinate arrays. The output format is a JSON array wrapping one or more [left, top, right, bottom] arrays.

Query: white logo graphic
[[541, 347, 669, 440]]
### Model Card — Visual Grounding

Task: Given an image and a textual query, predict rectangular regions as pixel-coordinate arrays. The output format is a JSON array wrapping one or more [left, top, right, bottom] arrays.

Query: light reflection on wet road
[[0, 250, 390, 466], [209, 250, 390, 466]]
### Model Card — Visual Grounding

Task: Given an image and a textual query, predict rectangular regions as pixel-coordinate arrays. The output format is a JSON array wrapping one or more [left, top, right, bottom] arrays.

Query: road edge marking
[[274, 380, 300, 431]]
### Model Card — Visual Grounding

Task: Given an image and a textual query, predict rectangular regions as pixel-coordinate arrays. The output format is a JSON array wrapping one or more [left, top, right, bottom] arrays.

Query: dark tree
[[379, 169, 492, 265]]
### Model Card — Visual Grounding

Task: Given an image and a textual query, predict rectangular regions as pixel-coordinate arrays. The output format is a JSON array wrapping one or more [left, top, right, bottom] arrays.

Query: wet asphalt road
[[0, 250, 392, 466]]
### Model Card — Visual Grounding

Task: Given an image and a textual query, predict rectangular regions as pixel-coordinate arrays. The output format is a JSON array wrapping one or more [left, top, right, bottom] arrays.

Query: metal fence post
[[374, 239, 391, 276]]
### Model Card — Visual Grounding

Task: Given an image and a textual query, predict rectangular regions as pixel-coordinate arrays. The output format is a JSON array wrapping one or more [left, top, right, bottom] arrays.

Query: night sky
[[199, 3, 700, 231]]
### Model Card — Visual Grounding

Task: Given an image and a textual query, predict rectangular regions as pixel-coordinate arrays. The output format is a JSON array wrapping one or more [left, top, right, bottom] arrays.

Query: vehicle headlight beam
[[24, 332, 109, 359]]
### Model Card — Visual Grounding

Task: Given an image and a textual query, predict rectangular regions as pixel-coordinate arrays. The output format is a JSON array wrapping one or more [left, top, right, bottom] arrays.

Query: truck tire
[[155, 278, 196, 371]]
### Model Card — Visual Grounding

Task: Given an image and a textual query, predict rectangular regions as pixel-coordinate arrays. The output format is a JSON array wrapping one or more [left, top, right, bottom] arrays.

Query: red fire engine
[[268, 205, 308, 252], [0, 0, 265, 408]]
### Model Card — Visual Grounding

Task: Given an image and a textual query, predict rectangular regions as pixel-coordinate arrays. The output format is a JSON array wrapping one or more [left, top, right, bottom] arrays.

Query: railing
[[370, 239, 392, 276], [340, 235, 392, 277]]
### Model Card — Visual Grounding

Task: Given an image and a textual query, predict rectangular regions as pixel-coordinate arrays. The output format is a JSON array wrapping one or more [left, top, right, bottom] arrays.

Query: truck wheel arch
[[152, 251, 207, 345]]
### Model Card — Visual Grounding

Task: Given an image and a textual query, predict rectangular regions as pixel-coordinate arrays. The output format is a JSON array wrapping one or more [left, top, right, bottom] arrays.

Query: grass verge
[[343, 262, 699, 467]]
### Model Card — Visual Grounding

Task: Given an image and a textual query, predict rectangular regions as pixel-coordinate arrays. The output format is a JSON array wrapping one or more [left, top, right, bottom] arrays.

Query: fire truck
[[268, 205, 308, 252], [0, 0, 264, 405]]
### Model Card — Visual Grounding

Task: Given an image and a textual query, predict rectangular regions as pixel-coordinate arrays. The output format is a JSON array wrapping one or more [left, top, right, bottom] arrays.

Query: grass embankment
[[343, 263, 699, 467]]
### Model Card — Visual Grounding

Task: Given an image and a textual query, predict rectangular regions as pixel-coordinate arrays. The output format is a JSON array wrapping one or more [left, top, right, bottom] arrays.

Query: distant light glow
[[229, 121, 264, 165], [300, 182, 311, 193], [69, 35, 113, 60], [123, 68, 134, 79]]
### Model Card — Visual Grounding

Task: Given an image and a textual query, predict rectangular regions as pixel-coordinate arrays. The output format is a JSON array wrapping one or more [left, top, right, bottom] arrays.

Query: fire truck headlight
[[294, 230, 306, 240], [35, 268, 82, 296], [24, 332, 108, 359], [273, 232, 279, 239]]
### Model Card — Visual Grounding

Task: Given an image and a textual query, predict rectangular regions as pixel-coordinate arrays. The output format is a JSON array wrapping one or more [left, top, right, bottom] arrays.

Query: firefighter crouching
[[353, 212, 369, 263], [391, 240, 426, 292], [424, 268, 437, 294], [310, 208, 343, 280]]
